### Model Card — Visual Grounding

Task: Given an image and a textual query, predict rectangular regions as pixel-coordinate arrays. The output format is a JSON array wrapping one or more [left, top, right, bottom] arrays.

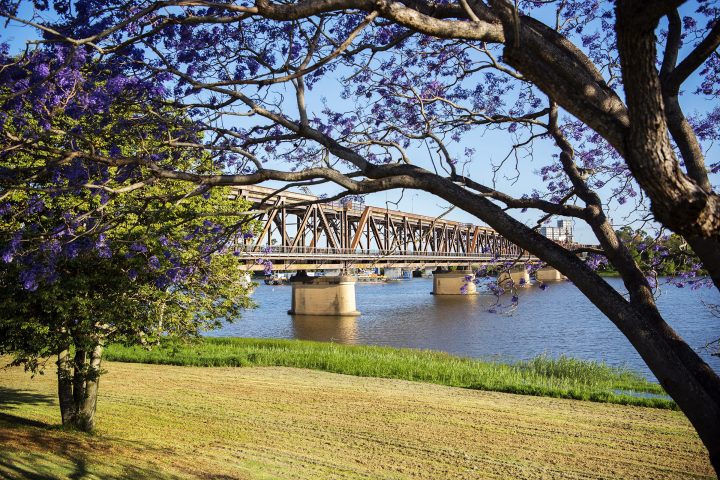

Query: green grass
[[3, 361, 711, 478], [104, 337, 674, 409]]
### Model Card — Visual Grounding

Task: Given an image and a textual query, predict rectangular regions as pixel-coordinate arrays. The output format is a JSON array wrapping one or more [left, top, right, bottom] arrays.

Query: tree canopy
[[1, 0, 719, 471], [0, 74, 258, 430]]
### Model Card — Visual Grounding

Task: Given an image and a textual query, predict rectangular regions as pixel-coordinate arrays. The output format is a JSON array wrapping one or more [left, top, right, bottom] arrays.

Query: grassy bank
[[0, 362, 712, 479], [105, 338, 673, 409]]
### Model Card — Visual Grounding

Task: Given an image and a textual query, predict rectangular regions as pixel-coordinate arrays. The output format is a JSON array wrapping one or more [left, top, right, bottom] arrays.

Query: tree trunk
[[75, 343, 103, 432], [56, 348, 76, 427], [73, 349, 87, 407], [615, 2, 720, 241], [55, 341, 104, 432]]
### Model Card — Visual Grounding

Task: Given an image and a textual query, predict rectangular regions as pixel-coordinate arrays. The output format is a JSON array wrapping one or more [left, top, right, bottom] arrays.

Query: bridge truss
[[233, 185, 531, 271]]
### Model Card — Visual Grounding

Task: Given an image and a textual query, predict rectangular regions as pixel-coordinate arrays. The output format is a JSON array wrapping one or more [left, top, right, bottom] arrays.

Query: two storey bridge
[[232, 185, 533, 272]]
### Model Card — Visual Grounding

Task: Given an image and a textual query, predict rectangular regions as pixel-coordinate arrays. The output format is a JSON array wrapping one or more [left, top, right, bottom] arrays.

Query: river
[[211, 276, 720, 380]]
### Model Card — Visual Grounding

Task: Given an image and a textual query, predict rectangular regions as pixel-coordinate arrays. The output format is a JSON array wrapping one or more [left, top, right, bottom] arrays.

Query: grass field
[[0, 360, 713, 479], [105, 338, 673, 408]]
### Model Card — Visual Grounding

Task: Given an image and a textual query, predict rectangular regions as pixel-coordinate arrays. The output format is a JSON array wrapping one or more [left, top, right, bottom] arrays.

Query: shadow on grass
[[0, 387, 55, 410], [0, 425, 183, 480], [0, 388, 182, 480], [0, 411, 49, 429], [0, 449, 178, 480]]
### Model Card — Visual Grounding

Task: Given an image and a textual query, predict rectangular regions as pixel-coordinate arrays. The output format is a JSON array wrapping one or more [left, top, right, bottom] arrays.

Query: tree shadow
[[0, 387, 55, 410], [0, 450, 177, 480], [0, 411, 49, 429], [0, 427, 184, 480], [0, 388, 188, 479], [0, 405, 185, 479]]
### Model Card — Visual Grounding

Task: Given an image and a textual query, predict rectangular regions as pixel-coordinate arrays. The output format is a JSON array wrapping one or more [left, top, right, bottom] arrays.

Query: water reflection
[[291, 314, 359, 343]]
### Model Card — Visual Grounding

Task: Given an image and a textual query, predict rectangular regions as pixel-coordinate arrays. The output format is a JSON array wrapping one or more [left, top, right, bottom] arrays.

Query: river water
[[212, 277, 720, 380]]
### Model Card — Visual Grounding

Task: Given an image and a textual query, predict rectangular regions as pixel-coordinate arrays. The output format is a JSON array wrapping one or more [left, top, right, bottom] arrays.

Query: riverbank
[[104, 338, 673, 408], [0, 361, 712, 479]]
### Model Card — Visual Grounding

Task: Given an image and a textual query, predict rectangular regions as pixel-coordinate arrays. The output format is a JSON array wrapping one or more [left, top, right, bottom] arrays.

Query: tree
[[0, 74, 258, 431], [599, 228, 705, 281], [1, 0, 719, 471]]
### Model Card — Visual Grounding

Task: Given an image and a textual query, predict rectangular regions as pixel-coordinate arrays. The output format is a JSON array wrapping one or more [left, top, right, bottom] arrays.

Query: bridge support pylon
[[288, 272, 360, 316], [499, 266, 531, 287], [432, 269, 477, 295], [535, 267, 566, 282]]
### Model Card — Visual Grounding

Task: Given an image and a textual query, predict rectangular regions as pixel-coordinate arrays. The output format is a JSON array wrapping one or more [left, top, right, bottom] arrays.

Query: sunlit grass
[[105, 337, 673, 409], [2, 361, 711, 478]]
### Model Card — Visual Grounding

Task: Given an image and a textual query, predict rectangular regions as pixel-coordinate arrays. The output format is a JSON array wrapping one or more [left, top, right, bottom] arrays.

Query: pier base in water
[[498, 266, 531, 287], [288, 274, 360, 316], [432, 270, 477, 295], [535, 267, 566, 282]]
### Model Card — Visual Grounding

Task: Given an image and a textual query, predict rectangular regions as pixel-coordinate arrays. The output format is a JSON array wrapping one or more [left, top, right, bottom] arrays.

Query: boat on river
[[355, 273, 388, 283], [264, 275, 290, 286]]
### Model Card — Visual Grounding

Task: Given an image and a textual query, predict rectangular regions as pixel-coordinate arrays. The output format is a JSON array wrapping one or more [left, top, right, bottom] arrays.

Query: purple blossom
[[2, 249, 14, 263], [26, 196, 45, 214], [130, 242, 148, 253], [20, 270, 39, 291], [33, 63, 50, 79], [148, 255, 160, 270]]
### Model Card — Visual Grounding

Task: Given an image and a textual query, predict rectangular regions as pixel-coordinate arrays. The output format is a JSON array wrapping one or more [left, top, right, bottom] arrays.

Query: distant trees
[[1, 0, 720, 471], [596, 228, 704, 279]]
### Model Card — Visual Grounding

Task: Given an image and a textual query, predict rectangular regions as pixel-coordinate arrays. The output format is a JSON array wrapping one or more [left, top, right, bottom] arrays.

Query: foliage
[[595, 227, 708, 284], [0, 61, 258, 430], [0, 79, 257, 366]]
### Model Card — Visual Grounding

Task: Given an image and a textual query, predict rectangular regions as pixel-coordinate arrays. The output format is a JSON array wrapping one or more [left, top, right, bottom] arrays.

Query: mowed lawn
[[0, 361, 714, 479]]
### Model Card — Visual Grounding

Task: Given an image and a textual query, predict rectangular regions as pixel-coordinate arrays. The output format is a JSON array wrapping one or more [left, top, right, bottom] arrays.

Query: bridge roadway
[[231, 185, 535, 271]]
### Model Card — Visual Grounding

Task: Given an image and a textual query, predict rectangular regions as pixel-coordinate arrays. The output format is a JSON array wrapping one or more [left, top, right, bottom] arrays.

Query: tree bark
[[615, 2, 720, 242], [76, 343, 103, 432], [56, 348, 76, 427], [55, 341, 104, 432], [73, 349, 87, 407]]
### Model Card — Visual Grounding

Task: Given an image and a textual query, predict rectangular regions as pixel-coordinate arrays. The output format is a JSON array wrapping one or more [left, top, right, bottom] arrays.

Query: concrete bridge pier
[[498, 266, 531, 287], [384, 267, 402, 280], [288, 272, 360, 316], [535, 267, 566, 282], [432, 269, 477, 295]]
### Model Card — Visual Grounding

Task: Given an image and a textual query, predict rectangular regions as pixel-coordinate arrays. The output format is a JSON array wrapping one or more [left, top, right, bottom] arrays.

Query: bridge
[[232, 185, 533, 272]]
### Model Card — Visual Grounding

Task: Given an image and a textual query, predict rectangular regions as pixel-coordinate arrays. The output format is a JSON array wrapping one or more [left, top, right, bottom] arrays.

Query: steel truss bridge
[[232, 185, 533, 271]]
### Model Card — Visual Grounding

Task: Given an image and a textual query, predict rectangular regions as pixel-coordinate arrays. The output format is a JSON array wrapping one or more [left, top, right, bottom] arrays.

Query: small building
[[539, 219, 573, 243]]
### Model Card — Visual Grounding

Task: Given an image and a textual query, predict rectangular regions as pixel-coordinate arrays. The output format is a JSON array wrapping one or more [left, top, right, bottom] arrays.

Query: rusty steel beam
[[234, 185, 529, 262]]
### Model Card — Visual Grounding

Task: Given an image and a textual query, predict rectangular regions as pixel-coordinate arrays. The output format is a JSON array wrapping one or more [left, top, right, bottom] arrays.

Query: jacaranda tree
[[1, 0, 719, 470], [0, 68, 258, 430]]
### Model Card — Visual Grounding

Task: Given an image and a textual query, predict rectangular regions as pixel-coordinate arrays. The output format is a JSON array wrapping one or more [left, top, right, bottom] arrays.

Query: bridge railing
[[236, 245, 529, 260]]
